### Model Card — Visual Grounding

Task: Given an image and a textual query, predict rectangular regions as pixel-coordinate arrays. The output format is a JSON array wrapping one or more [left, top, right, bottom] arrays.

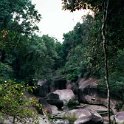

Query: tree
[[9, 35, 59, 80], [61, 15, 103, 80], [101, 0, 111, 122], [0, 0, 41, 34], [62, 0, 102, 12], [61, 0, 124, 123]]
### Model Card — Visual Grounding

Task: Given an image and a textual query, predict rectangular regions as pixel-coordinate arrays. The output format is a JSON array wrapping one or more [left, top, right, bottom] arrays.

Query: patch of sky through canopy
[[32, 0, 93, 42]]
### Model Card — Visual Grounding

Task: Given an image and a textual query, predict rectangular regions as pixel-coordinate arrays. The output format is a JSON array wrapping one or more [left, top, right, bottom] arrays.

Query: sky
[[32, 0, 92, 42]]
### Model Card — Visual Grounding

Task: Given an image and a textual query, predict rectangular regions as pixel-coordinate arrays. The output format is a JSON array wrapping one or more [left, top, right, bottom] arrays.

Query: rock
[[36, 80, 50, 97], [50, 105, 59, 115], [74, 118, 91, 124], [91, 110, 103, 123], [39, 115, 51, 124], [75, 104, 105, 123], [114, 111, 124, 124], [2, 115, 50, 124], [47, 99, 64, 110], [66, 80, 72, 89], [47, 89, 75, 109], [37, 79, 47, 86], [47, 93, 64, 109], [39, 98, 52, 114], [39, 98, 49, 106], [65, 109, 92, 123], [78, 78, 118, 113], [53, 119, 69, 124], [53, 89, 75, 104], [78, 78, 98, 104], [65, 108, 103, 124], [3, 116, 39, 124], [74, 112, 103, 124], [51, 78, 67, 90], [39, 98, 60, 115], [66, 80, 78, 95], [3, 116, 13, 124], [67, 109, 92, 119], [83, 105, 108, 116], [51, 107, 103, 124], [51, 109, 92, 123], [35, 78, 67, 97]]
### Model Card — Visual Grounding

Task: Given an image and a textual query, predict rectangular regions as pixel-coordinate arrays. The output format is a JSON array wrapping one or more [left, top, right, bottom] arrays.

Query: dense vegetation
[[0, 0, 124, 122], [61, 0, 124, 99]]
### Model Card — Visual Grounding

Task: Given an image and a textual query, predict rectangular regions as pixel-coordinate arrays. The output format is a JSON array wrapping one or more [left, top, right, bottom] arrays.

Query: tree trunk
[[13, 116, 16, 124], [101, 0, 111, 123]]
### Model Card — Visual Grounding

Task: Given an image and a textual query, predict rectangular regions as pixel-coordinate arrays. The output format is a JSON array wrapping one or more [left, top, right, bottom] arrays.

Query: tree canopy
[[0, 0, 124, 121], [0, 0, 41, 34]]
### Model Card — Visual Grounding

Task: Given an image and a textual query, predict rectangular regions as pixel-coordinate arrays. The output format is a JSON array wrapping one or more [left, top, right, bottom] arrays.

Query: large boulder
[[47, 89, 75, 109], [78, 78, 98, 104], [67, 109, 92, 119], [114, 111, 124, 124], [78, 78, 118, 113], [65, 108, 103, 124], [47, 93, 64, 109], [39, 98, 52, 114], [83, 104, 108, 117], [53, 89, 75, 104], [35, 80, 50, 97], [35, 78, 67, 97], [66, 80, 79, 95], [51, 78, 67, 91], [67, 109, 92, 123], [39, 98, 60, 115], [90, 110, 103, 124]]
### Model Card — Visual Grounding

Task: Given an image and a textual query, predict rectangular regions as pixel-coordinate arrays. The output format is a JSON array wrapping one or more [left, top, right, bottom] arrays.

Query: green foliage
[[0, 0, 64, 121], [61, 0, 124, 101], [63, 45, 85, 80], [0, 0, 124, 120], [62, 0, 102, 12], [13, 35, 61, 80], [0, 80, 40, 123], [98, 73, 124, 100], [61, 15, 103, 80], [67, 99, 79, 108], [0, 0, 41, 34], [0, 31, 62, 81], [0, 62, 14, 79], [98, 48, 124, 99], [96, 43, 124, 100], [63, 114, 77, 123]]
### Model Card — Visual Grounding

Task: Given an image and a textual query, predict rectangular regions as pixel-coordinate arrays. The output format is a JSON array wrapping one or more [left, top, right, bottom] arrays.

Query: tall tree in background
[[0, 0, 41, 34], [0, 0, 42, 81], [62, 16, 101, 80]]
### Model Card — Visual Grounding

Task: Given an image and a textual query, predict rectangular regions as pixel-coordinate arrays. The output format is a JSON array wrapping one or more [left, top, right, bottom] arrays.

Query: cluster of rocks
[[1, 77, 124, 124], [35, 77, 124, 124]]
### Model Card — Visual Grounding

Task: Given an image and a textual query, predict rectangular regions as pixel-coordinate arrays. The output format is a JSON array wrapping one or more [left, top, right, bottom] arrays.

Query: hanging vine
[[101, 0, 111, 123]]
